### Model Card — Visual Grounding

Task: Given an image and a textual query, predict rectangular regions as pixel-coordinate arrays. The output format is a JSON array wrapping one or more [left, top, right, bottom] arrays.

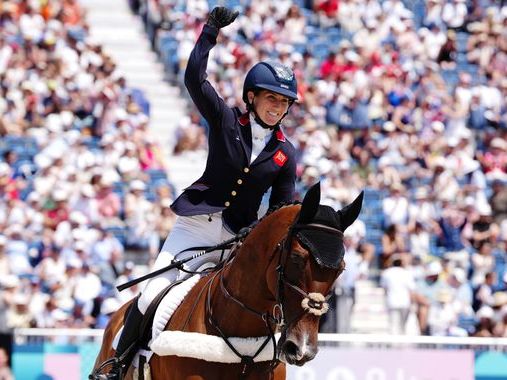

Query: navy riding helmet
[[242, 61, 298, 104]]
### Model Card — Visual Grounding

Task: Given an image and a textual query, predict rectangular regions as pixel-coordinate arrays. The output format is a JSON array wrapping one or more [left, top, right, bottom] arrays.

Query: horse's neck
[[211, 211, 295, 336]]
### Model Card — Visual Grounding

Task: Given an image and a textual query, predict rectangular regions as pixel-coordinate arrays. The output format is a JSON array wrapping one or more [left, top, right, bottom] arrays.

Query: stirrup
[[89, 357, 124, 380]]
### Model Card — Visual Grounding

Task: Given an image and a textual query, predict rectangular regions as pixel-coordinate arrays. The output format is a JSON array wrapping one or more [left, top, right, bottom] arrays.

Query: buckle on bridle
[[272, 303, 285, 327]]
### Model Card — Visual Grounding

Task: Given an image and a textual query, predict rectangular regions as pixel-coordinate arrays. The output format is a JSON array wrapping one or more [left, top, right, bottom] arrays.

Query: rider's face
[[248, 90, 290, 126]]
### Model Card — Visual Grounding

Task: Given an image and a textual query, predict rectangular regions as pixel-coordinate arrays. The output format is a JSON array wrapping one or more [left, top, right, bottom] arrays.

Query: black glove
[[206, 7, 239, 29]]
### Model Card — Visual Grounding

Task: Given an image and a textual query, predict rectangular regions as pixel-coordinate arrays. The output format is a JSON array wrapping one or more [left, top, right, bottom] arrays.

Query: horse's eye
[[290, 252, 306, 269]]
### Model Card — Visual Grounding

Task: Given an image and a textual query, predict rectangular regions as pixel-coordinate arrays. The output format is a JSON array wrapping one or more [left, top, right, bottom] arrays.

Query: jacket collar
[[238, 112, 287, 143], [238, 112, 250, 126]]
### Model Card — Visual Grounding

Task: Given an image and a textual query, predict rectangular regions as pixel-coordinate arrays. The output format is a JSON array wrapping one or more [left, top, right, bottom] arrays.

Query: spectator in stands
[[381, 223, 409, 268], [473, 305, 495, 337], [436, 31, 457, 69], [437, 205, 469, 268], [470, 242, 496, 287], [95, 175, 122, 226], [380, 255, 416, 335], [7, 294, 33, 329], [0, 237, 9, 277], [124, 180, 159, 256], [467, 204, 499, 250], [408, 186, 438, 231], [4, 225, 31, 276], [448, 267, 474, 317], [138, 137, 166, 171], [473, 271, 497, 311], [415, 260, 447, 334], [90, 229, 124, 284], [444, 0, 468, 29], [72, 263, 102, 306], [493, 305, 507, 337], [427, 288, 460, 336], [154, 198, 177, 252], [35, 243, 67, 291], [43, 190, 70, 230], [479, 138, 507, 181], [333, 223, 371, 333], [382, 183, 410, 228], [408, 221, 431, 262], [490, 180, 507, 226]]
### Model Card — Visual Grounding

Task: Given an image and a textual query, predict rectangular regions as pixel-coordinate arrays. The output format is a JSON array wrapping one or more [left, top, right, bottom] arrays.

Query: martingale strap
[[205, 271, 279, 376]]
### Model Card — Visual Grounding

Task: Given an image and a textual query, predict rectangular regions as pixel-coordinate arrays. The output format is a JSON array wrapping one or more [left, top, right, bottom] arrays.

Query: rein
[[207, 220, 344, 376]]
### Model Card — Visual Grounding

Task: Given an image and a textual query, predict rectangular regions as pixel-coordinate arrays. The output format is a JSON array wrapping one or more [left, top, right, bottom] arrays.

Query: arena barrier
[[11, 329, 507, 380]]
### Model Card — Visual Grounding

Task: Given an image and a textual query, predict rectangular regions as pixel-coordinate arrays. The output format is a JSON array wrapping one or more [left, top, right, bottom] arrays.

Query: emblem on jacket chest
[[273, 150, 287, 166]]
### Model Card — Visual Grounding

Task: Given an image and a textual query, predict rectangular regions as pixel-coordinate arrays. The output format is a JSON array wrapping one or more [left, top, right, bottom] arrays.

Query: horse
[[92, 182, 363, 379]]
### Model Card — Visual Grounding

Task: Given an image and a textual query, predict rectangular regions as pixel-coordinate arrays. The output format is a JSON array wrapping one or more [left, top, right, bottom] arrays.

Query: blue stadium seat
[[456, 32, 468, 53], [327, 27, 342, 44], [105, 225, 128, 245], [458, 315, 477, 335]]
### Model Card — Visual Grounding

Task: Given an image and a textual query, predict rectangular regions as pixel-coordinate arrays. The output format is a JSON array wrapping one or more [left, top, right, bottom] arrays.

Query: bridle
[[205, 219, 344, 376], [275, 222, 344, 324]]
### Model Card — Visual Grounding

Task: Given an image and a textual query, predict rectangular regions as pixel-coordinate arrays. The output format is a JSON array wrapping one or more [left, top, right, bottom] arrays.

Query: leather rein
[[205, 221, 344, 376]]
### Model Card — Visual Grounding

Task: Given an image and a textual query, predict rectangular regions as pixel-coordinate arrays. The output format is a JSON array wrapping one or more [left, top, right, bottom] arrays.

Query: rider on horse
[[101, 6, 300, 379]]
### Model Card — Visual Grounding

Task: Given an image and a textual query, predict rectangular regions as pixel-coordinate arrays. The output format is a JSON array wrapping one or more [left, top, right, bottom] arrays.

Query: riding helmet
[[242, 61, 298, 104]]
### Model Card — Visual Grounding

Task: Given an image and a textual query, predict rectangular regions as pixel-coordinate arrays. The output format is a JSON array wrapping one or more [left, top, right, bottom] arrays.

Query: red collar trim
[[238, 113, 250, 126], [275, 129, 286, 142]]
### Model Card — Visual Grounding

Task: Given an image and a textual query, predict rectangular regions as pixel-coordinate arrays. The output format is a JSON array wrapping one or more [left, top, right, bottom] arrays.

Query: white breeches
[[137, 213, 235, 314]]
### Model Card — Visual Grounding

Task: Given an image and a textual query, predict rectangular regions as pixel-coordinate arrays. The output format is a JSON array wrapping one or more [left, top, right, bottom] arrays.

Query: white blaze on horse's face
[[299, 332, 310, 361]]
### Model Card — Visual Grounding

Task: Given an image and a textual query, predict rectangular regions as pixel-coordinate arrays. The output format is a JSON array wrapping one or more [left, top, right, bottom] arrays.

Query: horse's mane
[[265, 200, 301, 218], [224, 200, 301, 252], [245, 200, 301, 236]]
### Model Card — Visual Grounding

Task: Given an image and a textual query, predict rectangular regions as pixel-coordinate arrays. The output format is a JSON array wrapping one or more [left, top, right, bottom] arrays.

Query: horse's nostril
[[282, 340, 300, 360]]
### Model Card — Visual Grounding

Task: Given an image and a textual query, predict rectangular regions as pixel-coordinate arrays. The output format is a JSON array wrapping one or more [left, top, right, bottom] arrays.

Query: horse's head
[[273, 182, 363, 366]]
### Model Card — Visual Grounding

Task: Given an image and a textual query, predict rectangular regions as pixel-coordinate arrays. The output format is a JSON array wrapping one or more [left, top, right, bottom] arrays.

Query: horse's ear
[[338, 191, 364, 231], [297, 182, 321, 223]]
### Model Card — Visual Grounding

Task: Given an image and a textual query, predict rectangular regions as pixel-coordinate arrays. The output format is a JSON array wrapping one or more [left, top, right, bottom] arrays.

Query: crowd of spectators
[[0, 0, 506, 337], [136, 0, 507, 337], [0, 0, 178, 333]]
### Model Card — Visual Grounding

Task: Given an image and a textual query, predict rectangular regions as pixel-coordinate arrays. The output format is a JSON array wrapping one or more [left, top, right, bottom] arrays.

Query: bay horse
[[93, 182, 363, 379]]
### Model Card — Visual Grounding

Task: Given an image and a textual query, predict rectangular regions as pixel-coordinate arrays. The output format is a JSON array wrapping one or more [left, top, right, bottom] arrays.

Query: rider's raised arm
[[184, 7, 239, 130]]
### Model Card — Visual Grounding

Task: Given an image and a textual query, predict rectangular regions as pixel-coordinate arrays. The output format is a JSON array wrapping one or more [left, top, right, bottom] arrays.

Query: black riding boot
[[105, 299, 144, 380]]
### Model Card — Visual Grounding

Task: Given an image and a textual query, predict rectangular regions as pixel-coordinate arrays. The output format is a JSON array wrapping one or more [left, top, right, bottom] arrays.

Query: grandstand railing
[[14, 328, 104, 345], [13, 329, 507, 350]]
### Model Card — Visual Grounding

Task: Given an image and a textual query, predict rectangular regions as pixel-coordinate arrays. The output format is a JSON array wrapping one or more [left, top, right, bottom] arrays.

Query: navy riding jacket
[[170, 24, 297, 233]]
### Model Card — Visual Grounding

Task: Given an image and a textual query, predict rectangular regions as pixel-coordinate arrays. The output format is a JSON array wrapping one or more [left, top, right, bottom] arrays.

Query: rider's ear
[[297, 182, 320, 223], [337, 191, 364, 231], [247, 91, 255, 104]]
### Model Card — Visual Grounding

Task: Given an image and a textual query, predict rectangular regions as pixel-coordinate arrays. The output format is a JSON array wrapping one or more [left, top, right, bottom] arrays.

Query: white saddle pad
[[151, 274, 202, 342], [150, 331, 280, 363]]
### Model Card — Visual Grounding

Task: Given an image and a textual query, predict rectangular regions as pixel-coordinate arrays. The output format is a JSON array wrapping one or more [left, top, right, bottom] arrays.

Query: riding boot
[[105, 299, 144, 380]]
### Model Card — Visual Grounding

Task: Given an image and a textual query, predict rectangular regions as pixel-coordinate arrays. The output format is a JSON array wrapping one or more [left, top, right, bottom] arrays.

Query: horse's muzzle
[[278, 336, 317, 366]]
